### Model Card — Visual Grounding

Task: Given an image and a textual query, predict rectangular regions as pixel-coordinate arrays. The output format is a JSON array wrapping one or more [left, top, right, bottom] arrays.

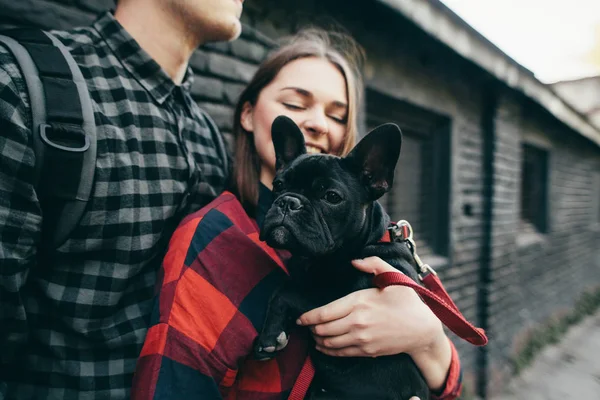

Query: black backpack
[[0, 29, 96, 249]]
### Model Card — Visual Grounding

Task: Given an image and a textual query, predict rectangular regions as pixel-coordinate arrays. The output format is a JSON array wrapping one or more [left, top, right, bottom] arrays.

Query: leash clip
[[389, 220, 437, 280]]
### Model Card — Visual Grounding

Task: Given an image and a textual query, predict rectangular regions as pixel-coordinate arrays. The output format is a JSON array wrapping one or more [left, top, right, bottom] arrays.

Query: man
[[0, 0, 243, 398]]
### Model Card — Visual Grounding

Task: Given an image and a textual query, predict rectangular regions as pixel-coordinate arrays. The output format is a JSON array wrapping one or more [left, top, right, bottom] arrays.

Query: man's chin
[[204, 19, 242, 43], [221, 19, 242, 42], [226, 20, 242, 41]]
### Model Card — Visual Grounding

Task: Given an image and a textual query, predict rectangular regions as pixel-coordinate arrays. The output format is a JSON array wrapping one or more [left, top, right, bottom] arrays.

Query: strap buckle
[[388, 220, 437, 280], [40, 123, 90, 153]]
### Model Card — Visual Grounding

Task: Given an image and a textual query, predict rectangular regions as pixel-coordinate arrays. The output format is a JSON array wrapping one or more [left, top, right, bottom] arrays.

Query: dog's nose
[[277, 195, 303, 213]]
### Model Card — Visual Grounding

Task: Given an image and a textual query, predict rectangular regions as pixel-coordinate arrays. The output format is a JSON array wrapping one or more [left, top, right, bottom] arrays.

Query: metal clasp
[[389, 220, 437, 280]]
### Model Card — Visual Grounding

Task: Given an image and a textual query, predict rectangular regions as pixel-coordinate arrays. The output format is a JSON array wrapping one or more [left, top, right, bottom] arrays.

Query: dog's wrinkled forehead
[[280, 154, 344, 189]]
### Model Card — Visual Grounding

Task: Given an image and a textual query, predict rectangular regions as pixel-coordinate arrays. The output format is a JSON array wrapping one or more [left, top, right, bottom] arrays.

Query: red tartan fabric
[[131, 191, 463, 399]]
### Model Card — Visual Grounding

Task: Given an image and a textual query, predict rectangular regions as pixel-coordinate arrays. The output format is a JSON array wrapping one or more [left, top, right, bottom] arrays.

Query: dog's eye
[[323, 191, 342, 204]]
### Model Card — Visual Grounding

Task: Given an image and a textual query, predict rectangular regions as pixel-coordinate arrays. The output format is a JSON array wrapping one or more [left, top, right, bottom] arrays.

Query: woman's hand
[[297, 257, 441, 357], [297, 256, 452, 391]]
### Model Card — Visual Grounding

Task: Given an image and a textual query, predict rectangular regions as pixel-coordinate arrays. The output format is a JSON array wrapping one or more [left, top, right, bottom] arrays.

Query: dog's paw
[[253, 331, 289, 361]]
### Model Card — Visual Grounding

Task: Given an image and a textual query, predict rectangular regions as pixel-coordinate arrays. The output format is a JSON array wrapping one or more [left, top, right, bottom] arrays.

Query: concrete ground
[[493, 310, 600, 400]]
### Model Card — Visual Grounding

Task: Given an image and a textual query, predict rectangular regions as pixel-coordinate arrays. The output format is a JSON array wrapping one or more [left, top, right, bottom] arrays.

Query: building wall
[[2, 0, 600, 397], [486, 91, 600, 394]]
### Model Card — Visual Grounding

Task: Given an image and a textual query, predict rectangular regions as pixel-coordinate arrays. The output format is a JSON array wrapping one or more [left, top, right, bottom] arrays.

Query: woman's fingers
[[299, 257, 403, 327], [313, 332, 355, 349], [297, 291, 361, 326], [351, 256, 400, 274], [309, 316, 353, 338]]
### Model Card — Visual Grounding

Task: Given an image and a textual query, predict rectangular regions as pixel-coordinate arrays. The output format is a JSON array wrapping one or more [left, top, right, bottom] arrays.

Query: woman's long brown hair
[[230, 28, 365, 216]]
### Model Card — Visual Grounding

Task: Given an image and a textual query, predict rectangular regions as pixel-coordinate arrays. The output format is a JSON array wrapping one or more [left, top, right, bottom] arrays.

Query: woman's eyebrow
[[280, 86, 312, 97], [330, 100, 348, 109], [280, 87, 348, 109]]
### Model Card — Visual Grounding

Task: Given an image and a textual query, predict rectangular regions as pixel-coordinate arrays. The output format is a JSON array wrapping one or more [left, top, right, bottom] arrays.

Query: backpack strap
[[0, 29, 97, 249]]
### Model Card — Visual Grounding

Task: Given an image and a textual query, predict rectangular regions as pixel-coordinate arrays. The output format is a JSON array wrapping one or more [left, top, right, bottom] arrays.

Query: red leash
[[288, 220, 487, 399], [380, 220, 488, 346], [288, 356, 315, 400], [373, 271, 487, 346]]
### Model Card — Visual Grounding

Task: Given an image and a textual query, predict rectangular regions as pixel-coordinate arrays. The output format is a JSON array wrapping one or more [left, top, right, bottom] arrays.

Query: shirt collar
[[93, 12, 194, 105]]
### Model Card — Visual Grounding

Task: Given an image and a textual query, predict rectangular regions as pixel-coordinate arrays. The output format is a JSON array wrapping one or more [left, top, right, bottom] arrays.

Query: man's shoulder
[[0, 24, 99, 61], [50, 25, 99, 55], [0, 24, 100, 104]]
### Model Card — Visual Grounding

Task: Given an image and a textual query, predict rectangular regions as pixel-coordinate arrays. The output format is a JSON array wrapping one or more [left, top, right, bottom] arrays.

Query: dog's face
[[259, 116, 402, 257]]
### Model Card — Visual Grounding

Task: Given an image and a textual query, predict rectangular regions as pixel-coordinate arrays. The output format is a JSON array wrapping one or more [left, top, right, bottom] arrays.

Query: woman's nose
[[303, 109, 328, 136]]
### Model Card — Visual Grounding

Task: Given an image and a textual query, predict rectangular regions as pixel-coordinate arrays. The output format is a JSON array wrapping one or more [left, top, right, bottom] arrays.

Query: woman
[[132, 29, 461, 400]]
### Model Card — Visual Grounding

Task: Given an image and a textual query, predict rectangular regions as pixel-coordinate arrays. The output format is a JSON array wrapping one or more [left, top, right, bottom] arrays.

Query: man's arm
[[0, 46, 42, 381]]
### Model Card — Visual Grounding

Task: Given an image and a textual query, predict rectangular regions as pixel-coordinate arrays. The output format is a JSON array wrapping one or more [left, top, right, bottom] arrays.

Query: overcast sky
[[440, 0, 600, 83]]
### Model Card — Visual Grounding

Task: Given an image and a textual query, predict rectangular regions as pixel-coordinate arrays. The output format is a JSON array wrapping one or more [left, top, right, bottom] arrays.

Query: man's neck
[[114, 2, 200, 85]]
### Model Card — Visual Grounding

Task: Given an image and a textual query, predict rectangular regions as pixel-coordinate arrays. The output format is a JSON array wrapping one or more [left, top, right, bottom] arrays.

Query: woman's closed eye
[[328, 114, 347, 124], [282, 102, 306, 111], [283, 102, 346, 123]]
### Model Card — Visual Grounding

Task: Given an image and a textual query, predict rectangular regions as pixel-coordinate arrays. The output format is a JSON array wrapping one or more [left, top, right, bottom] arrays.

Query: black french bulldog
[[254, 116, 430, 400]]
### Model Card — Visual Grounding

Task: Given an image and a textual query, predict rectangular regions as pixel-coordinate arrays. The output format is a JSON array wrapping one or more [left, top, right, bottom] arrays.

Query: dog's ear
[[343, 123, 402, 200], [271, 115, 306, 170]]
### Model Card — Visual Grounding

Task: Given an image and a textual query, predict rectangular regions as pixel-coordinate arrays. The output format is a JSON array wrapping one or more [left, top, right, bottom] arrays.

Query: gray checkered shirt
[[0, 12, 230, 399]]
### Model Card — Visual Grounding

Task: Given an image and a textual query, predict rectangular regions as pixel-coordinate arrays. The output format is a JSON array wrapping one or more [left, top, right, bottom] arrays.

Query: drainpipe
[[478, 81, 498, 399]]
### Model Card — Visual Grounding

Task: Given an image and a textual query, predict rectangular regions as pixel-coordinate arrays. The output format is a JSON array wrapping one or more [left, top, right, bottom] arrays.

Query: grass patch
[[511, 287, 600, 374]]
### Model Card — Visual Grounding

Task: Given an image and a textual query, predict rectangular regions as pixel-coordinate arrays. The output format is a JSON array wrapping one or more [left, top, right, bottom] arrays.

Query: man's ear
[[271, 115, 306, 170], [343, 123, 402, 200], [240, 101, 254, 132]]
